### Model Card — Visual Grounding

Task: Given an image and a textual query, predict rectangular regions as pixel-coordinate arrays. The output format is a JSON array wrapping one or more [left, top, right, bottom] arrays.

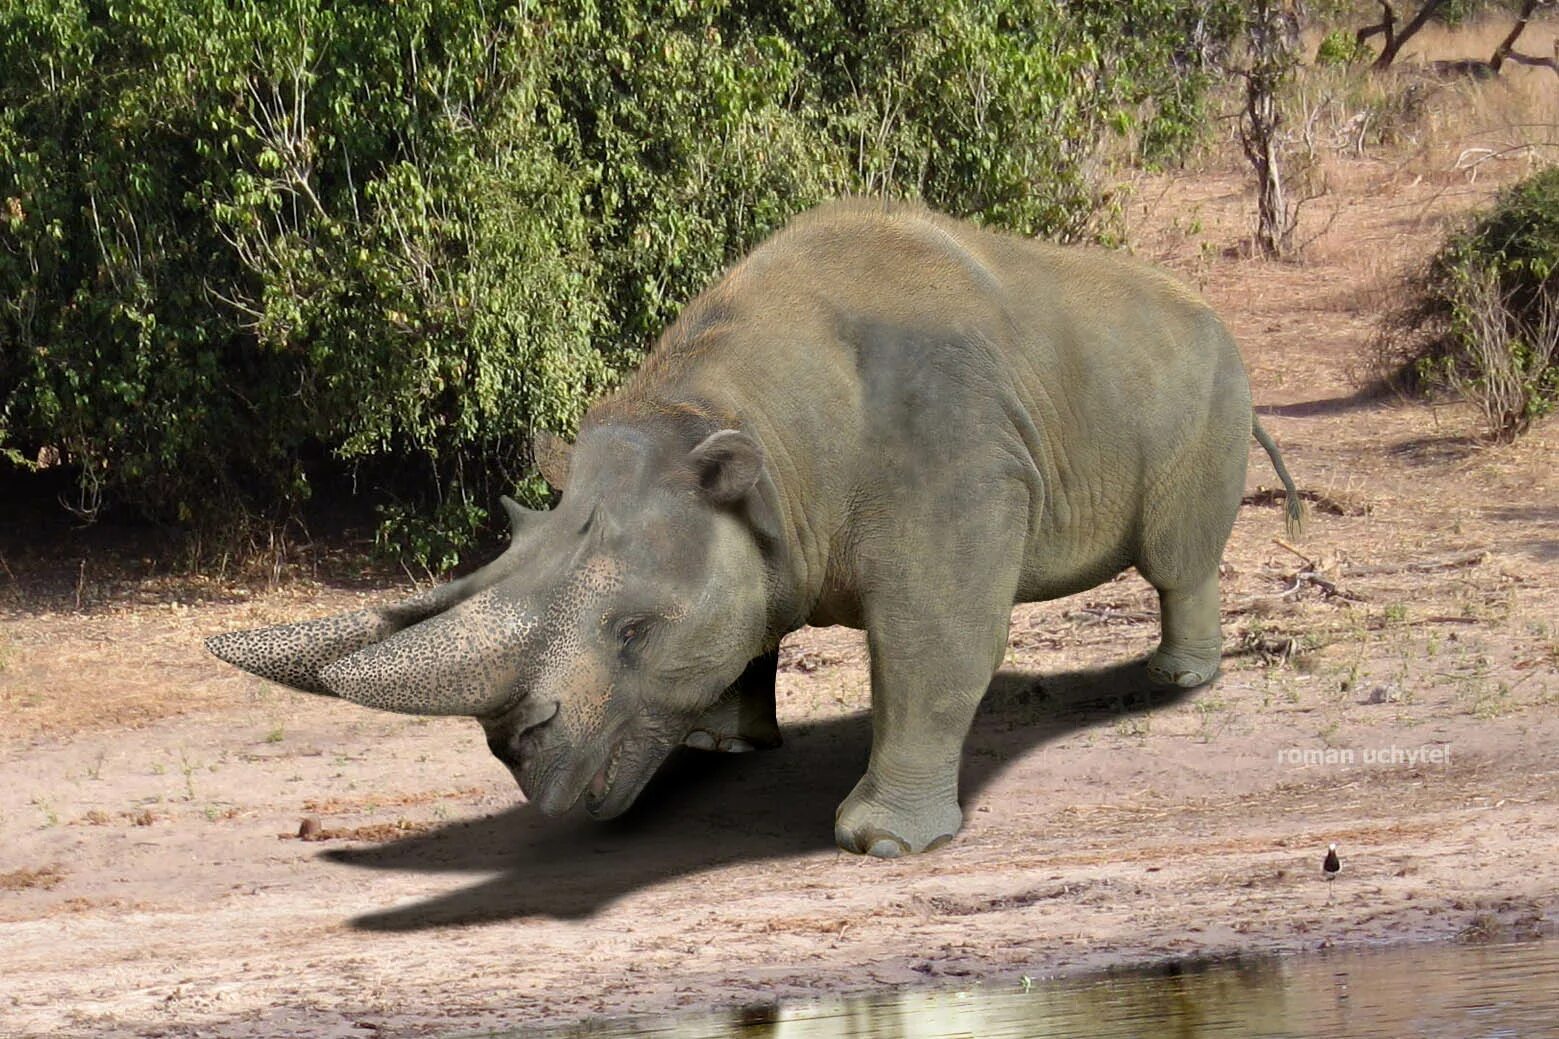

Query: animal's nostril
[[486, 734, 522, 768], [484, 700, 558, 768], [515, 699, 560, 738]]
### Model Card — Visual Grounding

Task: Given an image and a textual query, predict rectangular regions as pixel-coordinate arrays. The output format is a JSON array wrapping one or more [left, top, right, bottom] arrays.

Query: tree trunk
[[1368, 0, 1450, 69], [1241, 0, 1298, 259], [1490, 0, 1540, 74]]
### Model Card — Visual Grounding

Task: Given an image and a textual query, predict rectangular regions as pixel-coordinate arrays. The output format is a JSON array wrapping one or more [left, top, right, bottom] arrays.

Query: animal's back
[[706, 202, 1252, 600], [614, 201, 1253, 606]]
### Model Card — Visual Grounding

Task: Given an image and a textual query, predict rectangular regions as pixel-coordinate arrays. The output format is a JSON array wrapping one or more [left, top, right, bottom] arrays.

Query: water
[[499, 938, 1559, 1038]]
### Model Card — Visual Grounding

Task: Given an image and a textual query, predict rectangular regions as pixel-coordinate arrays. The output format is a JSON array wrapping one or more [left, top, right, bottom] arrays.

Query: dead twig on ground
[[1236, 632, 1298, 665], [1343, 551, 1488, 578], [1266, 539, 1367, 602], [779, 648, 843, 674], [1301, 570, 1364, 601], [1065, 607, 1157, 626], [1273, 537, 1311, 563], [1243, 486, 1370, 517]]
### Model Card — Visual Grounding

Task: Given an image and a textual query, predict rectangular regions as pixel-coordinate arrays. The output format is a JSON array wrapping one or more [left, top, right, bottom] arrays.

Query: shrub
[[0, 0, 1236, 566], [1385, 165, 1559, 441], [1314, 29, 1369, 67]]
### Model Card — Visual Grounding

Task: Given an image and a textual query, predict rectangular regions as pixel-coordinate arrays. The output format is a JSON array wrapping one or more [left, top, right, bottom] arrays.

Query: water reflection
[[511, 939, 1558, 1039]]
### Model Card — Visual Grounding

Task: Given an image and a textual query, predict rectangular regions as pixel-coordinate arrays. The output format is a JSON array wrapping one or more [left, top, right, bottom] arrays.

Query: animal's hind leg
[[1145, 572, 1223, 687], [684, 650, 781, 752], [1136, 419, 1246, 689]]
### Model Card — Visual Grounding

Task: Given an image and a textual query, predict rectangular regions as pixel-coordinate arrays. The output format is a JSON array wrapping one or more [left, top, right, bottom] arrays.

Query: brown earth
[[2, 141, 1558, 1035]]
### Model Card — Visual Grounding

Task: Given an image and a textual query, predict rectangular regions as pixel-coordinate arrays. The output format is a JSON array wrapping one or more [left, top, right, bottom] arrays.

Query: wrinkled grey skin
[[208, 200, 1303, 856]]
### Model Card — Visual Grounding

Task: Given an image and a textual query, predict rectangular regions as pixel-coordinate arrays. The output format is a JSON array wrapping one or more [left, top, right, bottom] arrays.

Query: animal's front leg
[[835, 484, 1027, 857], [684, 650, 781, 753], [835, 615, 1000, 857], [836, 569, 1021, 857]]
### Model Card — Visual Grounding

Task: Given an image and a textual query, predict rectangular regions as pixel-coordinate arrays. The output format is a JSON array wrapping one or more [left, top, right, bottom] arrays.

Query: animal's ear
[[688, 429, 763, 505], [688, 429, 784, 548], [532, 430, 572, 492]]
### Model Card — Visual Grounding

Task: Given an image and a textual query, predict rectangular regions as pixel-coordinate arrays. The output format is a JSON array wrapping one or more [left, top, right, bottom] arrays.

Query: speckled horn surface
[[318, 587, 537, 717], [204, 496, 544, 695], [205, 609, 399, 695]]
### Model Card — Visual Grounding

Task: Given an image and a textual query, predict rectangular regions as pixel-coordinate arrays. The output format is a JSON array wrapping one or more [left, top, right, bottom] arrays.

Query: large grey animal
[[208, 201, 1302, 857]]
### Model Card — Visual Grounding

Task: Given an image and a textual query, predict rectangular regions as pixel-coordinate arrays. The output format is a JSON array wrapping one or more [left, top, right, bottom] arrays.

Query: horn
[[206, 608, 399, 695], [318, 587, 536, 716], [205, 496, 544, 694]]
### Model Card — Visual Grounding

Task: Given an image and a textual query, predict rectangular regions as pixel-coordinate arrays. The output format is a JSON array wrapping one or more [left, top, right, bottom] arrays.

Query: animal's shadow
[[325, 659, 1193, 930]]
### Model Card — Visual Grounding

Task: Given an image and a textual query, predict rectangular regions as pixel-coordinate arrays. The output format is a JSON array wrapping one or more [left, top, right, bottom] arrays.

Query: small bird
[[1323, 843, 1341, 901]]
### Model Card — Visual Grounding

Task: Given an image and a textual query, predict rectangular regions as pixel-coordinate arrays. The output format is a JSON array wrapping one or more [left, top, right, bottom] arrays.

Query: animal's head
[[207, 423, 784, 819]]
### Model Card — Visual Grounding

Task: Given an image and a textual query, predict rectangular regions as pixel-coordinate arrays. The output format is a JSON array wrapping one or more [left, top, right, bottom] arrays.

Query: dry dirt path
[[2, 161, 1556, 1037]]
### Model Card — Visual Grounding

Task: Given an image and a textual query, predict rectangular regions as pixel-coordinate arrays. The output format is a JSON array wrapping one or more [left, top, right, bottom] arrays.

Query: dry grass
[[300, 786, 485, 814], [0, 865, 65, 891], [282, 819, 434, 843], [1298, 15, 1559, 173]]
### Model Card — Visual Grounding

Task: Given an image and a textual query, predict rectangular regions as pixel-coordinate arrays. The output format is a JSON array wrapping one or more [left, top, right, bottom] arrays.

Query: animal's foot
[[682, 692, 781, 754], [683, 730, 766, 753], [1146, 641, 1221, 688], [834, 779, 961, 857]]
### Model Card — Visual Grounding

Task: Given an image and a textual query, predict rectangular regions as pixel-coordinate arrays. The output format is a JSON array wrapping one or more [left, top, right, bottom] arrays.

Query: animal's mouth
[[584, 737, 625, 817]]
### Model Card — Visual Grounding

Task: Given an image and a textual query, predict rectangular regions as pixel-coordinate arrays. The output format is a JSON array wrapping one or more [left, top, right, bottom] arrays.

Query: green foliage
[[0, 0, 610, 541], [1040, 1, 1242, 169], [1314, 29, 1369, 66], [1434, 0, 1523, 28], [1413, 166, 1559, 439], [1, 0, 1236, 564]]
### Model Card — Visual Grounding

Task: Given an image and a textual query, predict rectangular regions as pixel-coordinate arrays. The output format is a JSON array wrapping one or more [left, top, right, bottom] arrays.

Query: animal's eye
[[615, 615, 654, 650]]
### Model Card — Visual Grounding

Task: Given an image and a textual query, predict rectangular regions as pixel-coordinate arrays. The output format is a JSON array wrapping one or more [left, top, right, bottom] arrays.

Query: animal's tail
[[1252, 416, 1305, 538]]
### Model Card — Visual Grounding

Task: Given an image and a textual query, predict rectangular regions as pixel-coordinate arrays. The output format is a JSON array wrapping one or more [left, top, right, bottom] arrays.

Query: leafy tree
[[1, 0, 1238, 565]]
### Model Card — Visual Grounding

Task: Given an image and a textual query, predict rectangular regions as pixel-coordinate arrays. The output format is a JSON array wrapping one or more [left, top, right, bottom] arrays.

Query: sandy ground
[[3, 149, 1558, 1036]]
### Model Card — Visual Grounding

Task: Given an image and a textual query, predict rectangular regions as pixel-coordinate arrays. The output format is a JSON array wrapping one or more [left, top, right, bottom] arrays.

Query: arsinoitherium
[[208, 200, 1303, 858]]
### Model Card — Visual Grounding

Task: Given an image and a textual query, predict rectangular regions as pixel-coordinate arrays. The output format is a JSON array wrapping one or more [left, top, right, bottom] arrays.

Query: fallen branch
[[1243, 486, 1370, 517], [1265, 540, 1365, 601], [1065, 607, 1157, 626], [1342, 550, 1488, 578], [779, 649, 844, 674], [1238, 632, 1297, 664], [1300, 570, 1365, 602], [1272, 537, 1311, 563]]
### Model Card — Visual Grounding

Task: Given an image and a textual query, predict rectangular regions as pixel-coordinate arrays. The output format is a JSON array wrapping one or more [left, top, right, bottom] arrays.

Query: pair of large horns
[[204, 496, 542, 716]]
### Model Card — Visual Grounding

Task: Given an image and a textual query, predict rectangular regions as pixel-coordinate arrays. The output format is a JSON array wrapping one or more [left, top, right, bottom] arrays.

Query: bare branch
[[1356, 0, 1397, 47], [1502, 49, 1559, 74], [1359, 0, 1450, 69], [1489, 0, 1541, 73]]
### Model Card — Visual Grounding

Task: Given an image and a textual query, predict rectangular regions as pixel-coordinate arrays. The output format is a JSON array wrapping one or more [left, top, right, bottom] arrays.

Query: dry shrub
[[1439, 267, 1559, 438], [1376, 164, 1559, 440]]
